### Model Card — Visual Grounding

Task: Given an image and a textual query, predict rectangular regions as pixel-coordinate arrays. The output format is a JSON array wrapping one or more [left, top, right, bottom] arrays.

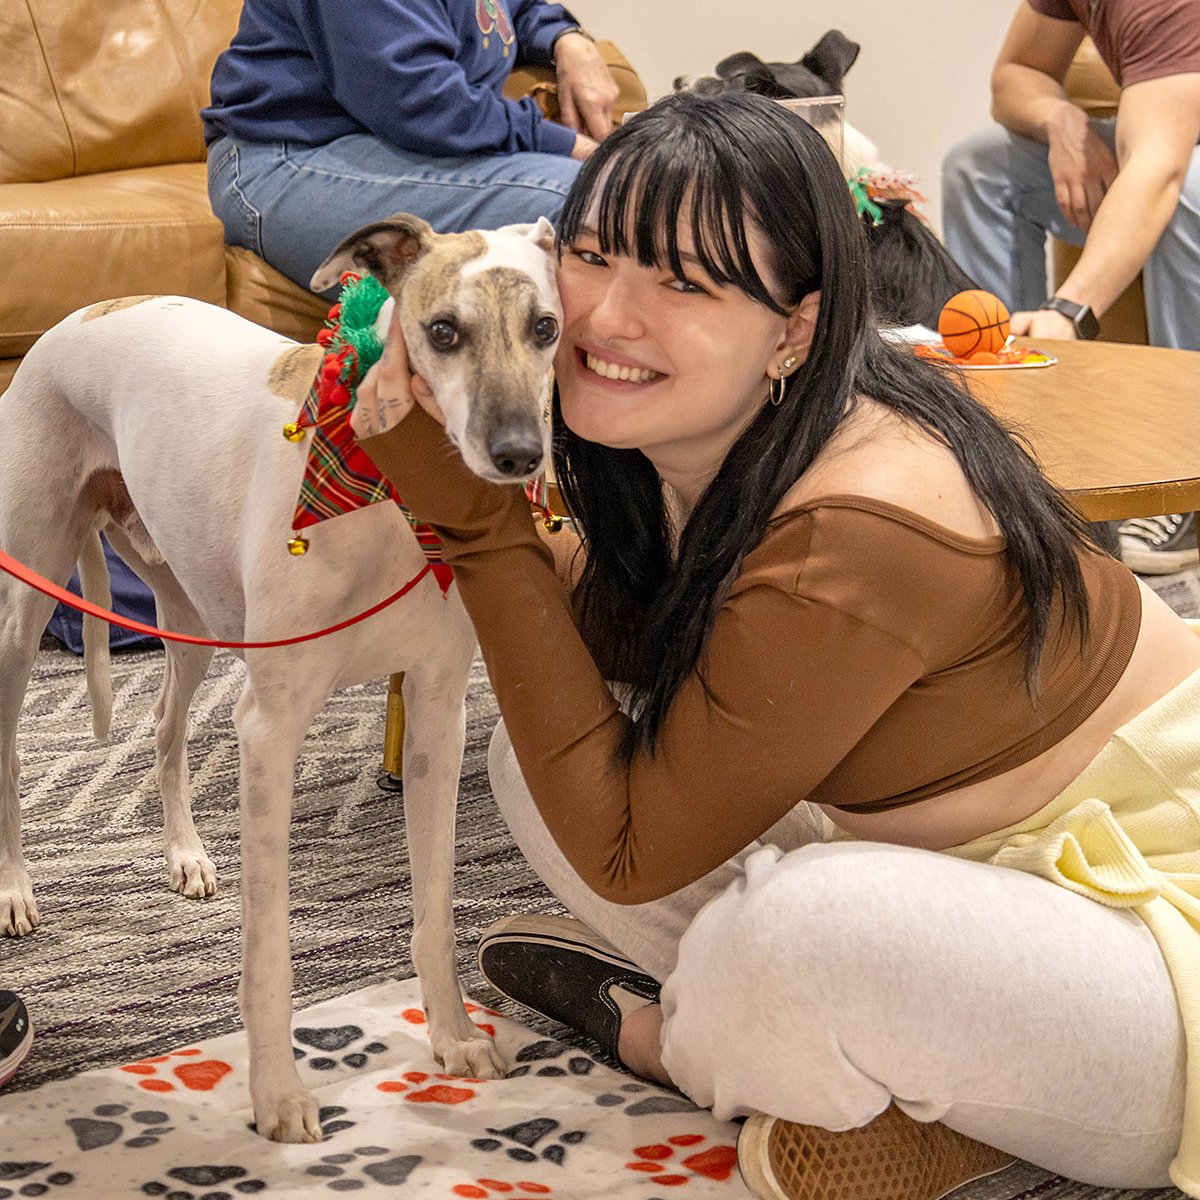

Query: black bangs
[[557, 108, 791, 315]]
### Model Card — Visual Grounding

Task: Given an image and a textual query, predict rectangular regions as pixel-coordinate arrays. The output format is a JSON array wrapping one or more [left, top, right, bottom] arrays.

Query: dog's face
[[311, 215, 559, 484]]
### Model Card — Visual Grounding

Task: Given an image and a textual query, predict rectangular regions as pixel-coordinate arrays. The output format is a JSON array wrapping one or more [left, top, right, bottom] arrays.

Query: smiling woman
[[356, 92, 1200, 1200]]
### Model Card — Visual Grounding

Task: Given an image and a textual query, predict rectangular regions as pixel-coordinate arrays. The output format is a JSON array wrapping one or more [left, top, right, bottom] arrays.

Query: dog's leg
[[103, 526, 218, 899], [233, 663, 329, 1143], [0, 536, 84, 937], [153, 635, 217, 897], [403, 646, 505, 1079], [0, 599, 54, 937]]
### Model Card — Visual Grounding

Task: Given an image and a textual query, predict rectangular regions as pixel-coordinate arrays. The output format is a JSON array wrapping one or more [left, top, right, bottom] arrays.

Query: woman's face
[[554, 211, 802, 501]]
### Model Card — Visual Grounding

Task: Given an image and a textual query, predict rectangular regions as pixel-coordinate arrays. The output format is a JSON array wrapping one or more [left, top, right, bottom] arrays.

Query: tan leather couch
[[1051, 38, 1149, 344], [0, 0, 334, 399], [0, 3, 647, 401]]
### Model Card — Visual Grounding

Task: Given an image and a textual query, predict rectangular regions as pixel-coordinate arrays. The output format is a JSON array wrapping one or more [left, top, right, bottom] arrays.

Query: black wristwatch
[[1039, 295, 1101, 340]]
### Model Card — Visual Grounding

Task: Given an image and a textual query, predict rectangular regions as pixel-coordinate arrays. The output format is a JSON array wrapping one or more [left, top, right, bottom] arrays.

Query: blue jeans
[[207, 133, 581, 297], [941, 119, 1200, 351]]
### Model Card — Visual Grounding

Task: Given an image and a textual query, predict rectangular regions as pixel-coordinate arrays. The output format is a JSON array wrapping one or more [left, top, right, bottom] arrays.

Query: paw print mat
[[0, 980, 749, 1198]]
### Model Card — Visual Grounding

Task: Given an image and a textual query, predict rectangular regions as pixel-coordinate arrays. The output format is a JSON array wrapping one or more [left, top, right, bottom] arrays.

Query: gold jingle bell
[[542, 512, 564, 534], [282, 421, 306, 443], [287, 535, 310, 556]]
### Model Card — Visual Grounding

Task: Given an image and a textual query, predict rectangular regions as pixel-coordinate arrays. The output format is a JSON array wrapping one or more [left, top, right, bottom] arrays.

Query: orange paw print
[[376, 1069, 492, 1104], [120, 1048, 233, 1094], [451, 1180, 552, 1197], [401, 1002, 500, 1038], [625, 1134, 738, 1186]]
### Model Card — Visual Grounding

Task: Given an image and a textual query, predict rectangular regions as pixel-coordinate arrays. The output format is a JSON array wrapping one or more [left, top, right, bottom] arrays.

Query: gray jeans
[[488, 719, 1186, 1189], [941, 118, 1200, 350]]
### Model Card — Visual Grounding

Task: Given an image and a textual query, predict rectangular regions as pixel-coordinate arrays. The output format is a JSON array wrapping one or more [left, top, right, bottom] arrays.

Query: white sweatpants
[[487, 721, 1186, 1190]]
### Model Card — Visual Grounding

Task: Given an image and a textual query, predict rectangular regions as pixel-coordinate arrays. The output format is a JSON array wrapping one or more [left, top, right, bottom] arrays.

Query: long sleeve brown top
[[362, 410, 1141, 905]]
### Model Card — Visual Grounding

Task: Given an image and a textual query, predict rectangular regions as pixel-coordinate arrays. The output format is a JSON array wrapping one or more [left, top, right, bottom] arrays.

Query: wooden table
[[967, 338, 1200, 522]]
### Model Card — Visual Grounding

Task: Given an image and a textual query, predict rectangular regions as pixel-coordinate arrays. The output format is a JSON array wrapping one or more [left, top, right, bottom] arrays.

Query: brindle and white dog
[[0, 214, 559, 1142]]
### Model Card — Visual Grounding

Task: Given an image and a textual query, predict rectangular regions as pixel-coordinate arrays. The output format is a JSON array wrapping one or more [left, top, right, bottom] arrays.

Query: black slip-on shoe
[[0, 990, 32, 1087], [476, 913, 660, 1061]]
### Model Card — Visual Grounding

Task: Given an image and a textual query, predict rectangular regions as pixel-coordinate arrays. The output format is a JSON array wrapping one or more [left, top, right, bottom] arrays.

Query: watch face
[[1077, 306, 1101, 340]]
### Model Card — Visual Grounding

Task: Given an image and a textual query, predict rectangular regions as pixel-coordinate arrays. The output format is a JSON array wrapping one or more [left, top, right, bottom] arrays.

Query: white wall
[[566, 0, 1017, 235]]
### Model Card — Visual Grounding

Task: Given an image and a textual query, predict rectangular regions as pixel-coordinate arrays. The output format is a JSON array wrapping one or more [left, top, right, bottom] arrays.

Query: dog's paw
[[166, 846, 217, 899], [0, 868, 40, 937], [433, 1028, 507, 1081], [251, 1083, 323, 1144]]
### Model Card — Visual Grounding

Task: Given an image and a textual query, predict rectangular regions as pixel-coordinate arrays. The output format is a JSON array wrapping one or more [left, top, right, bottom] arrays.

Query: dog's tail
[[77, 530, 114, 741]]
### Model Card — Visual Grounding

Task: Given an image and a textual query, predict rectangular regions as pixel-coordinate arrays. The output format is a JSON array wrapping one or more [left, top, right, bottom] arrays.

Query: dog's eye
[[534, 315, 559, 345], [427, 320, 459, 351]]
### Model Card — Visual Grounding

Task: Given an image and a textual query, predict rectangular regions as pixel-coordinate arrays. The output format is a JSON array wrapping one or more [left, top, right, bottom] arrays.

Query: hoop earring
[[769, 375, 788, 406]]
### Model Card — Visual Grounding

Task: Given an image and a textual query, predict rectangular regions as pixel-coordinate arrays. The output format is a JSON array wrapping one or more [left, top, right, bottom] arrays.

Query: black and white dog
[[676, 31, 978, 329]]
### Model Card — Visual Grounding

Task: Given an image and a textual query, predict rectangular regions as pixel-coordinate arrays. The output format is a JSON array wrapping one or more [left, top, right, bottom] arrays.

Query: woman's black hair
[[552, 91, 1094, 756]]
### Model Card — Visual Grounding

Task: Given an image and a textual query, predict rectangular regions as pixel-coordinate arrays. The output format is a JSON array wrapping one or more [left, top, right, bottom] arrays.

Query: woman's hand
[[554, 32, 618, 142], [351, 306, 442, 439]]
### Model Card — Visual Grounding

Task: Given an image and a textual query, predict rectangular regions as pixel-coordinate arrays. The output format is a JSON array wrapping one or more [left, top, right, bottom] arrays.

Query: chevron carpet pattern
[[3, 566, 1197, 1200]]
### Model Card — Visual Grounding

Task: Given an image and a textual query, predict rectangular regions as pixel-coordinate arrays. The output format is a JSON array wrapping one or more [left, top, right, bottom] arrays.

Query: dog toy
[[937, 290, 1010, 359]]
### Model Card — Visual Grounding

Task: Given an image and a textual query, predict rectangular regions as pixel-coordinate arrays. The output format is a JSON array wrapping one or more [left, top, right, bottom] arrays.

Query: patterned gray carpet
[[4, 565, 1198, 1199]]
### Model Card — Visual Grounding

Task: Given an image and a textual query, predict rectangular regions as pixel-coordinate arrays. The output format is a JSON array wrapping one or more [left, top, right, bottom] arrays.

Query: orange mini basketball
[[937, 290, 1011, 358]]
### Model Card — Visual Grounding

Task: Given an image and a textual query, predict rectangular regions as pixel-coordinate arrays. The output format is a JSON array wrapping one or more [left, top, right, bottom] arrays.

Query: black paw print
[[141, 1165, 267, 1197], [504, 1038, 595, 1080], [472, 1116, 587, 1166], [304, 1146, 422, 1191], [65, 1103, 174, 1151], [292, 1025, 388, 1072], [594, 1081, 700, 1117], [0, 1163, 74, 1199]]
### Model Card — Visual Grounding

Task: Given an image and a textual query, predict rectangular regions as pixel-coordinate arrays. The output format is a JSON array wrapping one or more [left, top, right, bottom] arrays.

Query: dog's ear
[[502, 216, 556, 254], [799, 30, 861, 93], [715, 51, 767, 79], [310, 214, 434, 293]]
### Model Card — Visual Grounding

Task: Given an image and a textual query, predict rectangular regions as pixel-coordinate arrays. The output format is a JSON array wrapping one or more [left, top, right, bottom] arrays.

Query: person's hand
[[1009, 307, 1077, 340], [350, 307, 442, 439], [1045, 102, 1119, 233], [570, 132, 599, 161], [554, 32, 618, 142]]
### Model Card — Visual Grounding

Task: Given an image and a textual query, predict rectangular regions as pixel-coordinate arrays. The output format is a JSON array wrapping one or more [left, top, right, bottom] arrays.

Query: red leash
[[0, 547, 438, 649]]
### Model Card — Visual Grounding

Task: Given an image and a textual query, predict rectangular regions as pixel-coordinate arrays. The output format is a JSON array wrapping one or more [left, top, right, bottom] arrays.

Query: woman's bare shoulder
[[774, 396, 1000, 540]]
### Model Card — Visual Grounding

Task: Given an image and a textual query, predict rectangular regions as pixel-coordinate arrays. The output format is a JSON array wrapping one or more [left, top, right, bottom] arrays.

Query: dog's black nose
[[489, 438, 543, 478]]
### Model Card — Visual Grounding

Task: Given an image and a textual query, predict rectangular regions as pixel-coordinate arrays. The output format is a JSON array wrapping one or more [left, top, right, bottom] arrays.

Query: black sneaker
[[476, 914, 660, 1062], [1118, 512, 1197, 575], [0, 991, 32, 1087]]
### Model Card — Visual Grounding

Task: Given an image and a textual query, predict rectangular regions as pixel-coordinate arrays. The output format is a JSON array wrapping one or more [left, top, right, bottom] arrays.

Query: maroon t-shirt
[[1029, 0, 1200, 86]]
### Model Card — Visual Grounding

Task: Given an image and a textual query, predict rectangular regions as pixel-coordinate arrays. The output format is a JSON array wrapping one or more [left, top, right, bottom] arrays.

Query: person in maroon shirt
[[943, 0, 1200, 573]]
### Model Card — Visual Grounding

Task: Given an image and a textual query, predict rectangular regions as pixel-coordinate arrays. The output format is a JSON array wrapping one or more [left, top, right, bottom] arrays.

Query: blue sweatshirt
[[202, 0, 580, 158]]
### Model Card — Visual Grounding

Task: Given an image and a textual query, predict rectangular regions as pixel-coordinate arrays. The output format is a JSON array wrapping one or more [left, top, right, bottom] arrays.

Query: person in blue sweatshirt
[[202, 0, 615, 296]]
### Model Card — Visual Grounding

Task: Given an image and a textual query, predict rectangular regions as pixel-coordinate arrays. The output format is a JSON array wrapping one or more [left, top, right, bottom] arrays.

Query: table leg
[[378, 671, 405, 792]]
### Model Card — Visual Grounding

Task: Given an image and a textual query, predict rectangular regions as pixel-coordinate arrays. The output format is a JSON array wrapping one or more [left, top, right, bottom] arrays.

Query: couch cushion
[[224, 247, 330, 345], [1, 0, 241, 185], [0, 163, 226, 357]]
